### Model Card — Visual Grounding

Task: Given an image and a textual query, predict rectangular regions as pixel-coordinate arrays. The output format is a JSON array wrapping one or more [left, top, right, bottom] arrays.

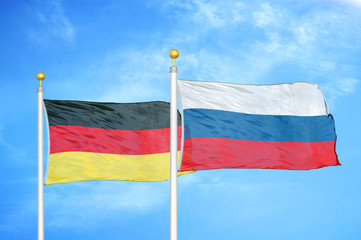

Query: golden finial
[[36, 72, 45, 87], [169, 49, 179, 66]]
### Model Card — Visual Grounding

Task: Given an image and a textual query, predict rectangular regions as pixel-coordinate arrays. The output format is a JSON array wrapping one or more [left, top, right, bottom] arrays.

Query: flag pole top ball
[[37, 72, 45, 87], [169, 49, 179, 66]]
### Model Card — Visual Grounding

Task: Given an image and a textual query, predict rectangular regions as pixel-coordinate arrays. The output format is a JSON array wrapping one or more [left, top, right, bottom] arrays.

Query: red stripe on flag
[[49, 125, 182, 155], [180, 137, 339, 171]]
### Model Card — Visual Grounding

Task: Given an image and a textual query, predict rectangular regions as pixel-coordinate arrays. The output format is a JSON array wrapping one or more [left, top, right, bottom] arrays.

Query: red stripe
[[49, 125, 182, 155], [180, 138, 340, 171]]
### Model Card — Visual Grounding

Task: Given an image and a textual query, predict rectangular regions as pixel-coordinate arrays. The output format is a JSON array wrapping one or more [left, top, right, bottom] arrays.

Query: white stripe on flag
[[177, 80, 329, 116]]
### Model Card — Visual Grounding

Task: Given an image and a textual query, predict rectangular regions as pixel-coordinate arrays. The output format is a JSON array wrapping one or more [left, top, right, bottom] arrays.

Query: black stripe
[[44, 100, 181, 130]]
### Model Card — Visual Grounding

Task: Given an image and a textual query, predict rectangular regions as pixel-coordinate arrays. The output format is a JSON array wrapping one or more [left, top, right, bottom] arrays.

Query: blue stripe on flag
[[184, 108, 336, 142]]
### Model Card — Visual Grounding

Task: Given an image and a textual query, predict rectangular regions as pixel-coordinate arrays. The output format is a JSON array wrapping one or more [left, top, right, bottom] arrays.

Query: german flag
[[44, 100, 186, 185]]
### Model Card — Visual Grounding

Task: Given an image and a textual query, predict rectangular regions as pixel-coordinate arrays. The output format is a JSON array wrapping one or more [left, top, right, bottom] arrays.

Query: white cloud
[[318, 77, 359, 108], [178, 173, 202, 186], [27, 0, 75, 45], [332, 0, 361, 7], [293, 26, 316, 45], [192, 0, 245, 27], [253, 2, 283, 28], [337, 78, 358, 93], [164, 0, 246, 28], [246, 3, 361, 98]]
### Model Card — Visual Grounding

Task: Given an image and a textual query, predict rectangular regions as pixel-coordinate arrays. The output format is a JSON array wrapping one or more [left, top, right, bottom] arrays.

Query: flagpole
[[37, 72, 45, 240], [169, 49, 179, 240]]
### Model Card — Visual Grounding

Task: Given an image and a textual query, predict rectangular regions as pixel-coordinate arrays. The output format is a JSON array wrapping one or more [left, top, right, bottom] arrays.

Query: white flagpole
[[169, 49, 179, 240], [37, 72, 45, 240]]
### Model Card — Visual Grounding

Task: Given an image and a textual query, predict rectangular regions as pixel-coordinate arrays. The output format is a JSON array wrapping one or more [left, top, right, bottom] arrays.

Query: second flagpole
[[169, 49, 179, 240], [37, 72, 45, 240]]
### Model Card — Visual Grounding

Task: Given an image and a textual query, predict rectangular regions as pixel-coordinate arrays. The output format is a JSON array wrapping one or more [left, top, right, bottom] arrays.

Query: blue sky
[[1, 0, 361, 239]]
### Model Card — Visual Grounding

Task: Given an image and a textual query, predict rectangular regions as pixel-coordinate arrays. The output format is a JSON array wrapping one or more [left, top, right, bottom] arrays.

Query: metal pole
[[169, 49, 179, 240], [37, 72, 45, 240]]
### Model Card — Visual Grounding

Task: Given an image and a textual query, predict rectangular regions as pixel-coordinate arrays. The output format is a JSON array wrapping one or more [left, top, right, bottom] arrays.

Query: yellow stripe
[[46, 151, 193, 185]]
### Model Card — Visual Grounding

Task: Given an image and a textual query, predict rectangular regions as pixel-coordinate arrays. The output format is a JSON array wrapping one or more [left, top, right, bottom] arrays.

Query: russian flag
[[178, 80, 340, 172]]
